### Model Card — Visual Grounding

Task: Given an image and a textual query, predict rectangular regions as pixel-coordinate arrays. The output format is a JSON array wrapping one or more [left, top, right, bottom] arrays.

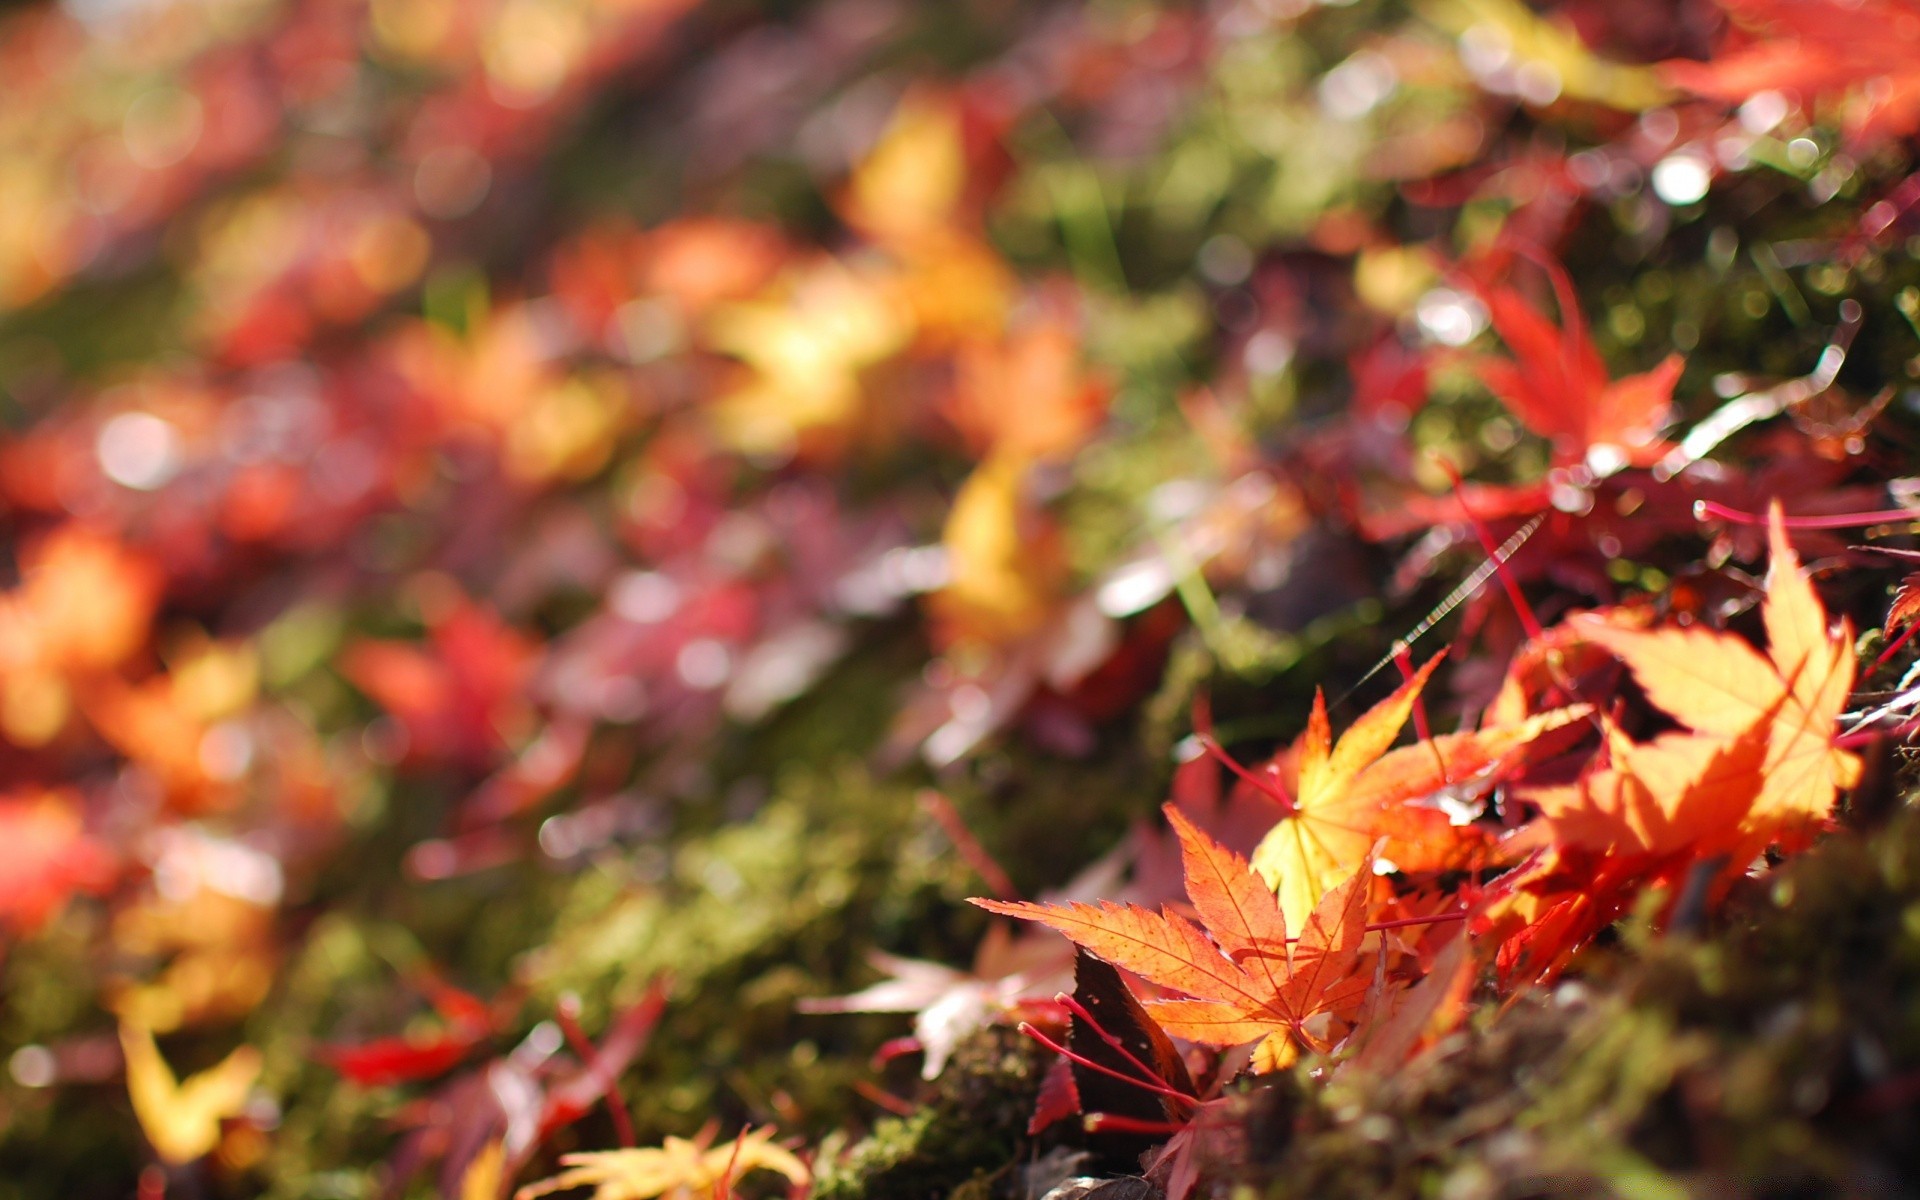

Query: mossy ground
[[807, 769, 1920, 1200]]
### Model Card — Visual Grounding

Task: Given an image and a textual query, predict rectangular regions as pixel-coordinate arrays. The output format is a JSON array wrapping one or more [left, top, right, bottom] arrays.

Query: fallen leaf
[[1066, 948, 1195, 1140], [797, 919, 1067, 1080], [1346, 930, 1473, 1075], [1663, 0, 1920, 145], [976, 806, 1375, 1069], [119, 1018, 261, 1165], [0, 788, 115, 932], [515, 1125, 809, 1200], [1246, 654, 1588, 932], [463, 1140, 507, 1200], [1530, 717, 1773, 858], [1471, 258, 1682, 469], [1574, 501, 1861, 849]]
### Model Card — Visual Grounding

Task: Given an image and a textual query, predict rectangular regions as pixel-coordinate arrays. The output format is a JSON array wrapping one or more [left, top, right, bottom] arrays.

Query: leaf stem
[[1432, 456, 1545, 640], [1694, 500, 1920, 530], [1191, 695, 1297, 814], [1363, 912, 1467, 934], [1017, 1022, 1195, 1109], [1084, 1113, 1189, 1136], [919, 789, 1020, 901], [1056, 993, 1197, 1112]]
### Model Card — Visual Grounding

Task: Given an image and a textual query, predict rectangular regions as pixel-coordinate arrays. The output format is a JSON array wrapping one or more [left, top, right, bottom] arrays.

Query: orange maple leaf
[[944, 315, 1109, 465], [0, 525, 163, 748], [1529, 717, 1773, 858], [1570, 501, 1861, 852], [975, 805, 1372, 1071], [1346, 932, 1472, 1076], [1245, 655, 1589, 933]]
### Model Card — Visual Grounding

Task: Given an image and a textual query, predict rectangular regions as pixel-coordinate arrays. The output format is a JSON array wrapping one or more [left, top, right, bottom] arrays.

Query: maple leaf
[[837, 92, 1016, 345], [1346, 932, 1474, 1076], [1484, 605, 1655, 728], [1662, 0, 1920, 145], [703, 261, 910, 460], [319, 975, 497, 1087], [0, 525, 162, 747], [1473, 264, 1682, 469], [842, 91, 970, 250], [1572, 502, 1861, 850], [119, 1018, 262, 1165], [1043, 949, 1199, 1159], [1245, 656, 1589, 933], [1529, 717, 1773, 859], [975, 806, 1373, 1070], [798, 920, 1069, 1080], [81, 638, 261, 812], [944, 315, 1109, 465], [341, 594, 539, 769], [636, 218, 790, 317], [515, 1124, 809, 1200], [924, 309, 1108, 654], [463, 1140, 509, 1200], [0, 788, 115, 932], [926, 453, 1070, 648]]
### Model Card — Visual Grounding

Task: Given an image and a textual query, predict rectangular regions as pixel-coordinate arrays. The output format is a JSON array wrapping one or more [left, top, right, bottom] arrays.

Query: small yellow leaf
[[463, 1139, 507, 1200], [120, 1018, 261, 1165], [1575, 502, 1860, 847], [844, 94, 967, 247], [1250, 650, 1583, 931], [516, 1126, 809, 1200], [929, 453, 1065, 647]]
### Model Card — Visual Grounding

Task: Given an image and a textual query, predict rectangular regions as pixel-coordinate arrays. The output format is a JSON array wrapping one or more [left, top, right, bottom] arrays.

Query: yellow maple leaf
[[1571, 501, 1861, 850], [516, 1125, 809, 1200], [1249, 655, 1588, 931], [463, 1139, 508, 1200], [119, 1018, 261, 1165], [704, 263, 909, 460], [843, 92, 967, 248], [926, 452, 1067, 649]]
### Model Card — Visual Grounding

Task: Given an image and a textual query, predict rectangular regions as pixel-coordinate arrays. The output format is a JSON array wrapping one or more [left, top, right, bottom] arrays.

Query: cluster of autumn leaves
[[936, 503, 1866, 1198], [981, 507, 1860, 1107]]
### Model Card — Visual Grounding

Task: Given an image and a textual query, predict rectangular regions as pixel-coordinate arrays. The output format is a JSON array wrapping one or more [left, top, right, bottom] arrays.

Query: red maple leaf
[[1470, 253, 1682, 470], [1663, 0, 1920, 146], [0, 788, 115, 933], [340, 595, 539, 769]]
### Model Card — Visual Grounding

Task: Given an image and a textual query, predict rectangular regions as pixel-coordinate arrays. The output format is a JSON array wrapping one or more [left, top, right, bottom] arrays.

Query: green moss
[[516, 760, 979, 1145], [812, 1025, 1051, 1200], [523, 761, 955, 1008], [1232, 801, 1920, 1199]]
